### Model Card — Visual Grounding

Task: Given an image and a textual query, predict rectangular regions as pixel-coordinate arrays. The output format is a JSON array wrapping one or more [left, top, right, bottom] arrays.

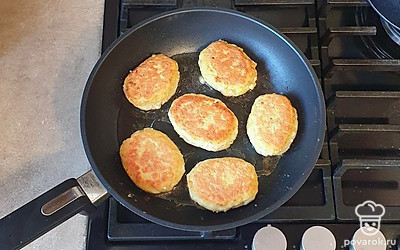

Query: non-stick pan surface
[[82, 8, 325, 231]]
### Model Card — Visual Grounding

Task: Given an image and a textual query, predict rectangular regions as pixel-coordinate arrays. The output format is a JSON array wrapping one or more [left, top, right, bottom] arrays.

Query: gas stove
[[86, 0, 400, 249]]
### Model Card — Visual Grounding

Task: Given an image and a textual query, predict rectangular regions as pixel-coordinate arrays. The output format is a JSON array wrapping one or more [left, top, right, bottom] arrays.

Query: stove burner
[[355, 7, 400, 59], [381, 18, 400, 46]]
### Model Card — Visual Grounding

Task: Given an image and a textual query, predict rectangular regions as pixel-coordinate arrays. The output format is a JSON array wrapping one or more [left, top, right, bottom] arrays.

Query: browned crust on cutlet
[[187, 157, 258, 212], [123, 54, 179, 110], [247, 93, 298, 156], [198, 40, 257, 96], [168, 93, 238, 151], [119, 128, 185, 194]]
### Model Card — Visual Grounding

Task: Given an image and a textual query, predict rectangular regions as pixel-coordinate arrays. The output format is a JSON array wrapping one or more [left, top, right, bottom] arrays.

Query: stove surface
[[87, 198, 400, 249], [87, 0, 400, 249]]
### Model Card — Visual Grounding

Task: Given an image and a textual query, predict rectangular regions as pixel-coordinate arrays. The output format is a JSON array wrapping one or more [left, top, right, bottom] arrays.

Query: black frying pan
[[0, 8, 325, 249], [368, 0, 400, 29]]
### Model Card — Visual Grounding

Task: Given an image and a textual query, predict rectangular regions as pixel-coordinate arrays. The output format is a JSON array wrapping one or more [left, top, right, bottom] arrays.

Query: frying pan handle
[[0, 170, 109, 250]]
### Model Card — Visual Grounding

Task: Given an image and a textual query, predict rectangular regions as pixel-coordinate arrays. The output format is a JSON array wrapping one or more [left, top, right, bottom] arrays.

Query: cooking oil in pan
[[155, 178, 206, 209], [117, 51, 278, 207], [259, 156, 281, 176]]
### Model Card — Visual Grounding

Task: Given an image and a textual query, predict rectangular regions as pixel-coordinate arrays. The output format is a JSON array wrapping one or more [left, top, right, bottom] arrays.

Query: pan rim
[[367, 0, 400, 30], [80, 7, 326, 231]]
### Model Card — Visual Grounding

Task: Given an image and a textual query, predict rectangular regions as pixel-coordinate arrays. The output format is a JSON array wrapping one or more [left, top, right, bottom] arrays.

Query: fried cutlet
[[123, 54, 179, 110], [168, 93, 238, 151], [119, 128, 185, 194]]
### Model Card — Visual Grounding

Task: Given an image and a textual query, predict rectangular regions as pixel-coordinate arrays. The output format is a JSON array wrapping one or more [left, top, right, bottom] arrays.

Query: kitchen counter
[[0, 0, 104, 249]]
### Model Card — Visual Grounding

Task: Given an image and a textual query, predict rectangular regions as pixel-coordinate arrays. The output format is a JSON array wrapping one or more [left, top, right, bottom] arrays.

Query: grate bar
[[337, 124, 400, 132], [321, 26, 376, 46], [335, 91, 400, 98], [123, 0, 177, 6], [319, 0, 369, 17], [235, 0, 314, 6], [325, 59, 400, 77]]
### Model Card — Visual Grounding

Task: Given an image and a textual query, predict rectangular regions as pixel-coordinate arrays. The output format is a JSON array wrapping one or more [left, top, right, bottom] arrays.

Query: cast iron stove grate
[[318, 0, 400, 220]]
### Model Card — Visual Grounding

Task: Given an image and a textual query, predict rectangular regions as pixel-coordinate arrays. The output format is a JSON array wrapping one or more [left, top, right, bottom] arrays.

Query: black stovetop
[[87, 0, 400, 249]]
